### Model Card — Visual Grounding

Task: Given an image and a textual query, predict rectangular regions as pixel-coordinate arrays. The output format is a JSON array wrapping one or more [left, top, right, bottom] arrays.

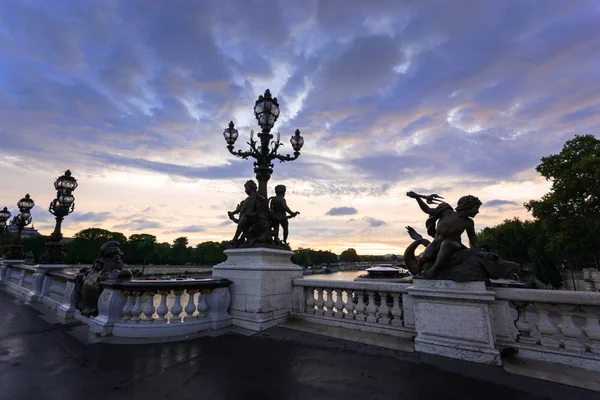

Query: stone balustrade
[[84, 278, 232, 338], [40, 270, 77, 321], [292, 279, 415, 338], [491, 287, 600, 371], [1, 260, 232, 340]]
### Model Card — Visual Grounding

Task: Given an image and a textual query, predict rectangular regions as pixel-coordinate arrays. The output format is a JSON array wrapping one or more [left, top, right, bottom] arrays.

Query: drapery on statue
[[269, 185, 299, 245], [403, 191, 518, 282], [75, 240, 132, 317], [227, 180, 300, 249]]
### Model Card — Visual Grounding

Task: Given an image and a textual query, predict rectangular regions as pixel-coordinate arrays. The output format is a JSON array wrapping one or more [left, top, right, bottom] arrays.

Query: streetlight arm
[[273, 152, 300, 163], [227, 145, 257, 160]]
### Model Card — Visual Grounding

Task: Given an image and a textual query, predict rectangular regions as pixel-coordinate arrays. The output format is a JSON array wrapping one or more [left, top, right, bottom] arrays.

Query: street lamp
[[41, 170, 78, 263], [223, 89, 305, 199], [7, 194, 35, 260], [0, 207, 11, 257]]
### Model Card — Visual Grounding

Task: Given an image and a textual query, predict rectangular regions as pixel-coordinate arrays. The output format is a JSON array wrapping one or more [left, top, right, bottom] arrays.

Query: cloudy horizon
[[1, 0, 598, 254]]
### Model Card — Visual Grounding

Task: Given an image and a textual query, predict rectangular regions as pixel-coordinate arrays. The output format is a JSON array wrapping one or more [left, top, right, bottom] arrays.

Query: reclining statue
[[403, 191, 518, 282], [75, 240, 132, 317]]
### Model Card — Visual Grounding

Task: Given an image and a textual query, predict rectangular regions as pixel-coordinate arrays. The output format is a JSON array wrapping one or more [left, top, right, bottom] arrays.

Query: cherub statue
[[227, 180, 271, 245], [269, 185, 300, 244], [75, 240, 132, 317], [404, 191, 518, 281], [406, 191, 481, 278]]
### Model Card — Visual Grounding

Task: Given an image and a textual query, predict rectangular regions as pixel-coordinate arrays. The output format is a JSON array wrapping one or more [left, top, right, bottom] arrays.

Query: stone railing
[[1, 263, 45, 302], [40, 270, 77, 321], [492, 288, 600, 371], [84, 277, 232, 339], [292, 279, 415, 339]]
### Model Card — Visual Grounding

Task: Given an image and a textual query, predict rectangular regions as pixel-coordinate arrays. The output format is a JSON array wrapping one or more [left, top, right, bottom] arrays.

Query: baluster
[[366, 291, 378, 323], [324, 289, 334, 317], [582, 306, 600, 354], [390, 293, 403, 326], [512, 301, 536, 344], [344, 289, 355, 320], [171, 290, 183, 322], [378, 291, 391, 324], [121, 291, 134, 320], [156, 291, 169, 321], [355, 291, 366, 321], [536, 303, 559, 348], [130, 291, 142, 321], [334, 289, 344, 318], [557, 305, 584, 352], [185, 290, 197, 319], [315, 288, 325, 315], [141, 291, 156, 321], [197, 290, 208, 318], [305, 287, 315, 314]]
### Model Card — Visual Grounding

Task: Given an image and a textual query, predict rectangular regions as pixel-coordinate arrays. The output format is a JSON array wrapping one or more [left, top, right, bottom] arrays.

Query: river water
[[302, 271, 364, 281]]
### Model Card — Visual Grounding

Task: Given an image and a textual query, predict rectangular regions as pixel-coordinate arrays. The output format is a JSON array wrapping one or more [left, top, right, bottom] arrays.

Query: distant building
[[7, 224, 41, 238]]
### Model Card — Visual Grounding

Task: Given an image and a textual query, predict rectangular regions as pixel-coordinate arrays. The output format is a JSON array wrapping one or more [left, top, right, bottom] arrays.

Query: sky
[[1, 0, 599, 255]]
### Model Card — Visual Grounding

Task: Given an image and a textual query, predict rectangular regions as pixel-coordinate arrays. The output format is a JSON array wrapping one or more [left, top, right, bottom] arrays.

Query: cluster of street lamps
[[223, 89, 304, 199], [1, 170, 77, 262]]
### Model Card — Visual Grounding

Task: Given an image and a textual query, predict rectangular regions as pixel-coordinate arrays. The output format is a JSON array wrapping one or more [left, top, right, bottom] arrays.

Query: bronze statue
[[404, 191, 518, 281], [75, 241, 132, 317], [269, 185, 299, 245], [227, 180, 272, 246]]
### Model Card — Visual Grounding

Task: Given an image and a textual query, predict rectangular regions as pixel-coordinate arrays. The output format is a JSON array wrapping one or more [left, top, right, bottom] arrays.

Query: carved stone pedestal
[[212, 248, 302, 331], [408, 280, 501, 366]]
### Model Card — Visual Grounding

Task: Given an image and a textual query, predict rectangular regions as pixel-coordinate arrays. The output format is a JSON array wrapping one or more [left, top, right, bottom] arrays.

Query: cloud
[[326, 207, 358, 216], [484, 199, 518, 208], [175, 225, 205, 233], [113, 219, 161, 230], [363, 217, 386, 228], [1, 1, 599, 253], [69, 211, 112, 222]]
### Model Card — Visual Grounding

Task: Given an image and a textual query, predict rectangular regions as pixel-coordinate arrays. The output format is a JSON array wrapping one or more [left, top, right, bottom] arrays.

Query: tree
[[125, 234, 157, 265], [74, 228, 127, 243], [194, 241, 227, 265], [66, 228, 128, 263], [525, 135, 600, 269], [171, 237, 190, 265], [339, 248, 361, 263], [478, 218, 562, 288]]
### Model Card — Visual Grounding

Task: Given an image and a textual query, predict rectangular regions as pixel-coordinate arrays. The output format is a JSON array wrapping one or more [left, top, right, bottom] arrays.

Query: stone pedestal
[[212, 248, 302, 331], [408, 280, 501, 366]]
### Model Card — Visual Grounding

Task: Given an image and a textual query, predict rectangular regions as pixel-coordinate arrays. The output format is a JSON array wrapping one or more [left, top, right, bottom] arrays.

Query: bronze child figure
[[269, 184, 299, 244], [228, 180, 261, 243], [406, 191, 482, 278]]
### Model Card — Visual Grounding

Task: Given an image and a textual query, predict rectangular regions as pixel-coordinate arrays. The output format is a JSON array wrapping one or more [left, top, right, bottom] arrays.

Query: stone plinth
[[212, 247, 302, 331], [408, 280, 501, 366]]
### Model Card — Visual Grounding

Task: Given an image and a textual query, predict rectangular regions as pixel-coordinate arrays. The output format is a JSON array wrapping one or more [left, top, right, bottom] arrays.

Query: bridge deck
[[0, 290, 595, 400]]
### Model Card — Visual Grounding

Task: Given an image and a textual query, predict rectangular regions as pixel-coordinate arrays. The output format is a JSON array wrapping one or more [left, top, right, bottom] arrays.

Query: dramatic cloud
[[326, 207, 358, 216], [1, 0, 597, 253]]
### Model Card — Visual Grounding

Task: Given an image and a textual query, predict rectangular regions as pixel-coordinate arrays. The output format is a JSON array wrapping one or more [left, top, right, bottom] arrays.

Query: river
[[302, 271, 364, 281]]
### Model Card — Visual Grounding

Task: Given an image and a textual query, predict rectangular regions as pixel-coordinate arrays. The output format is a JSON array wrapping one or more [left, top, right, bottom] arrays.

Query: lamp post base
[[7, 244, 24, 260], [40, 241, 67, 264]]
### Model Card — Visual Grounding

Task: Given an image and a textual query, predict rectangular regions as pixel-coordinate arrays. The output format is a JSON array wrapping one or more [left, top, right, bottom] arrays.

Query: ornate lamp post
[[41, 170, 78, 263], [223, 89, 305, 199], [0, 207, 11, 257], [8, 194, 35, 260]]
